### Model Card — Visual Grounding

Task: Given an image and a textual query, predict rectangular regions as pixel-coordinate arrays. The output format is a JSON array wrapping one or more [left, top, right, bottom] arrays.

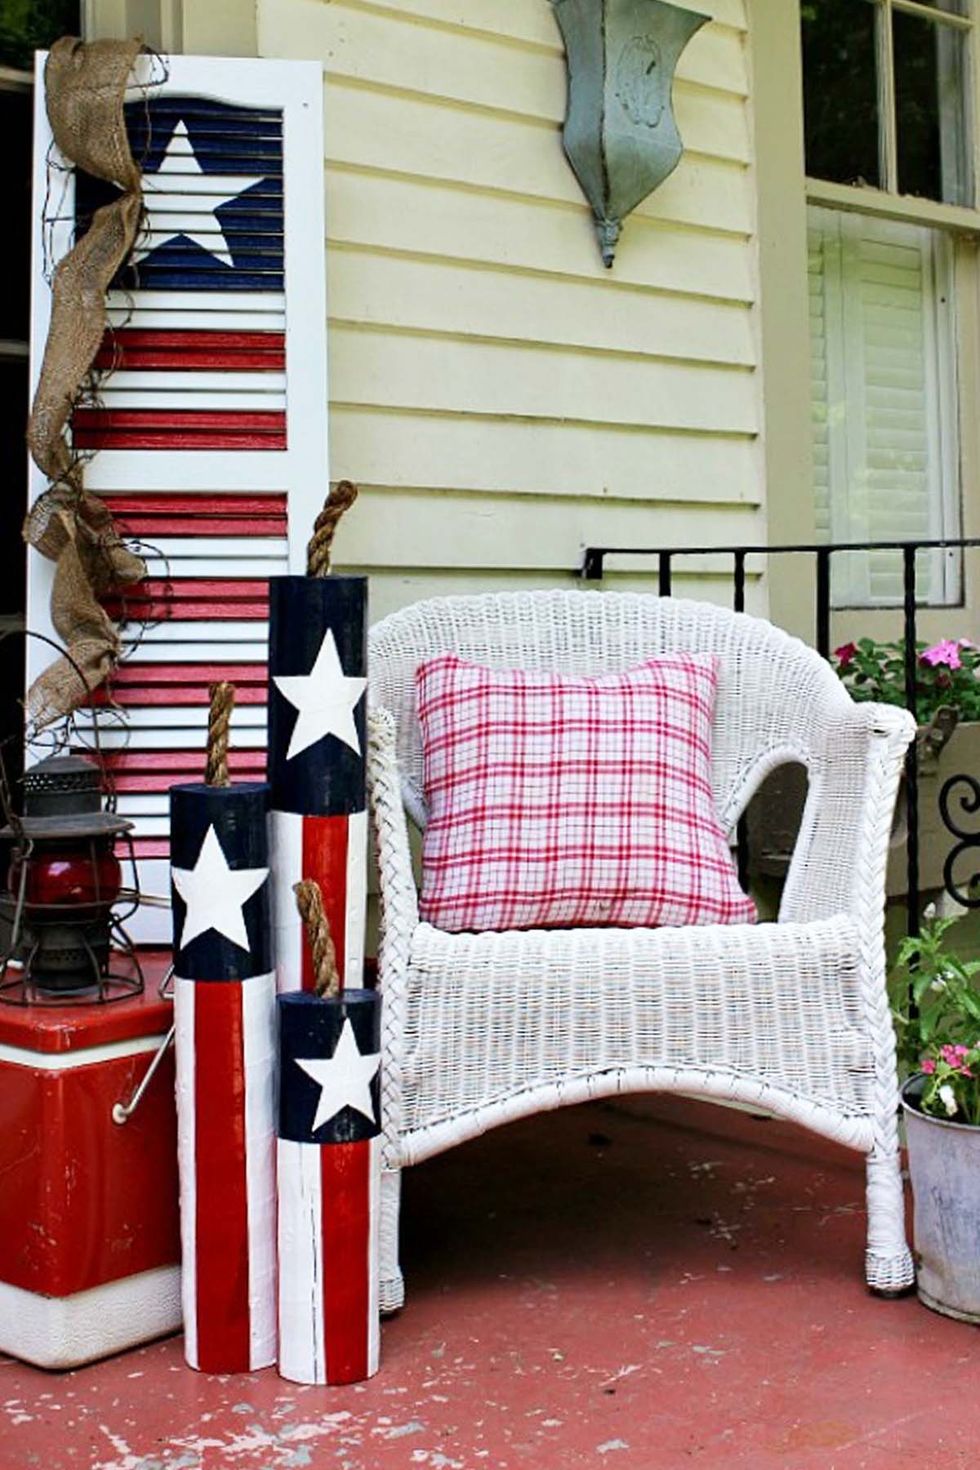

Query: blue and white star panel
[[27, 54, 327, 942], [170, 781, 277, 1372], [268, 576, 369, 995], [277, 989, 381, 1385]]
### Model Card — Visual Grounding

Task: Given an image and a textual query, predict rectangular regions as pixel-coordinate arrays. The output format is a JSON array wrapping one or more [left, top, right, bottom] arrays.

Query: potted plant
[[746, 638, 980, 901], [891, 907, 980, 1321], [833, 636, 980, 724], [835, 638, 980, 899]]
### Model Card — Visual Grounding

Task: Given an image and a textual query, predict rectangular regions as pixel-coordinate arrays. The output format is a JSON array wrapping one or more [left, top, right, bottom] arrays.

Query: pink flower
[[921, 640, 963, 670], [834, 642, 858, 670], [921, 1058, 936, 1074], [937, 1044, 974, 1074]]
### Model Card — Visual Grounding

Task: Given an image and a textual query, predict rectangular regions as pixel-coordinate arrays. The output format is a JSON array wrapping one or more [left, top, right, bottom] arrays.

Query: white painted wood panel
[[317, 0, 748, 51], [328, 325, 758, 433], [324, 90, 753, 235], [328, 409, 759, 505], [331, 490, 764, 571], [324, 73, 752, 174], [268, 1, 749, 116], [325, 170, 755, 300], [327, 249, 755, 366]]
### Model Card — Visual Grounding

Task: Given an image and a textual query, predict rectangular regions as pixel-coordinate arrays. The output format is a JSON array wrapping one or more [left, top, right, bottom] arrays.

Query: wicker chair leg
[[864, 1147, 915, 1295], [379, 1167, 405, 1314]]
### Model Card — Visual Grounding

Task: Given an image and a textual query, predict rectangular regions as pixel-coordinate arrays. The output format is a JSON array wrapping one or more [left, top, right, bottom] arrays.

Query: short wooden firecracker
[[268, 482, 368, 994], [170, 683, 277, 1373], [277, 880, 382, 1385]]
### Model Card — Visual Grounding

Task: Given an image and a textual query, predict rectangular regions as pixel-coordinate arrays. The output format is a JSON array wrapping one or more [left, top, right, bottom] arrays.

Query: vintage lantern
[[0, 753, 141, 1001]]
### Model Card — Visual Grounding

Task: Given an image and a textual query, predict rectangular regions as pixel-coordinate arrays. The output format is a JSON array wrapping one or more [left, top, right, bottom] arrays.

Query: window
[[802, 0, 974, 207], [801, 0, 975, 607]]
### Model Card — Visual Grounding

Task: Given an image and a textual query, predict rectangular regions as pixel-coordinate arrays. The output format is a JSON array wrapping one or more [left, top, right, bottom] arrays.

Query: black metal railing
[[581, 537, 980, 936]]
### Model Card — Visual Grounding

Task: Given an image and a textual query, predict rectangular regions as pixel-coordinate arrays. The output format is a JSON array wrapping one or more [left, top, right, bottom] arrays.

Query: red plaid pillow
[[416, 653, 756, 933]]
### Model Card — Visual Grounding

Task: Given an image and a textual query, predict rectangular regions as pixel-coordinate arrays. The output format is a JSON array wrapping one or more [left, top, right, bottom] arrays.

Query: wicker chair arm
[[779, 700, 916, 926]]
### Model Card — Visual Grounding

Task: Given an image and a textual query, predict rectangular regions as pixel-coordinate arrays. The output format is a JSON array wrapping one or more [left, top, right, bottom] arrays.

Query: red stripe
[[102, 579, 270, 622], [302, 816, 350, 993], [321, 1141, 371, 1385], [103, 748, 267, 791], [193, 982, 252, 1373], [73, 409, 287, 451], [131, 837, 171, 858], [95, 329, 286, 372], [91, 663, 267, 706], [109, 491, 287, 539]]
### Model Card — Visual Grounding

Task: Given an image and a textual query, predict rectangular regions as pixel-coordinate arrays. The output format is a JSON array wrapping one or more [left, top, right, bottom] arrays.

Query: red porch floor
[[2, 1095, 977, 1469]]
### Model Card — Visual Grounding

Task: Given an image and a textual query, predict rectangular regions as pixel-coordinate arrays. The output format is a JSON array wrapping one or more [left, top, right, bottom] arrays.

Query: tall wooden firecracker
[[170, 684, 277, 1372], [278, 881, 381, 1384], [268, 483, 368, 994]]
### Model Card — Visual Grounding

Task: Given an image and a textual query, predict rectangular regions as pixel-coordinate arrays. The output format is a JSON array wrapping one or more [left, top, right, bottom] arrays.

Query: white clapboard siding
[[29, 54, 327, 941], [808, 206, 960, 607], [250, 0, 766, 614]]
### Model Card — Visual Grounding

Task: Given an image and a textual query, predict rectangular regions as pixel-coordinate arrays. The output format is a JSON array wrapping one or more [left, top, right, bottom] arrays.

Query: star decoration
[[273, 629, 367, 762], [171, 823, 269, 952], [295, 1019, 381, 1133], [134, 119, 265, 268]]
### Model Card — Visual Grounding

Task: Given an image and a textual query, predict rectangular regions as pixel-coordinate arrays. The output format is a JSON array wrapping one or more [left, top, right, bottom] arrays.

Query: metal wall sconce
[[552, 0, 709, 267]]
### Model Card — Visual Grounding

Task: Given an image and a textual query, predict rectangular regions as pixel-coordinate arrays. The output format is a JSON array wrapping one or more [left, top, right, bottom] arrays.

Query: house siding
[[254, 0, 765, 617]]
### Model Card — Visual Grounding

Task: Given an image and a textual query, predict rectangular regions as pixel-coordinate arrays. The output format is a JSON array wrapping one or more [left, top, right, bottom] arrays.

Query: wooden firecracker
[[170, 682, 278, 1372], [268, 482, 369, 994], [277, 879, 382, 1385]]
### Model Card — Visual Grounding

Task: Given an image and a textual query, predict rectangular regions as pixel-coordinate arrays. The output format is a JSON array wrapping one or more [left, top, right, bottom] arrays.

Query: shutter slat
[[108, 491, 288, 538], [96, 331, 286, 371], [73, 409, 287, 450]]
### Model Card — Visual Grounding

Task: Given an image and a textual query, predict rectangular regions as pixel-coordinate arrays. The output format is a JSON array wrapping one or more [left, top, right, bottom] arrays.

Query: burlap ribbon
[[24, 36, 147, 730]]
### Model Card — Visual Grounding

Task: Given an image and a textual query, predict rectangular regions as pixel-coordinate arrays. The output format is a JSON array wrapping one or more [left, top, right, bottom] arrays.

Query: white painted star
[[295, 1019, 381, 1133], [171, 823, 269, 952], [273, 629, 367, 762], [134, 119, 265, 267]]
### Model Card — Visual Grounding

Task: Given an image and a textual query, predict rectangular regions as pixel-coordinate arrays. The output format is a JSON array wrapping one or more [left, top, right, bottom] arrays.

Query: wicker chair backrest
[[368, 590, 851, 833]]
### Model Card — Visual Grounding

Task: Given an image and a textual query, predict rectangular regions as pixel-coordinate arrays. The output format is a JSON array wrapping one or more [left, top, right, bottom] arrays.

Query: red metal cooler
[[0, 954, 181, 1368]]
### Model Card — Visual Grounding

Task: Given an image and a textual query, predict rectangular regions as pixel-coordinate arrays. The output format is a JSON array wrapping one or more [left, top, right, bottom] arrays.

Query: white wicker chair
[[367, 590, 916, 1312]]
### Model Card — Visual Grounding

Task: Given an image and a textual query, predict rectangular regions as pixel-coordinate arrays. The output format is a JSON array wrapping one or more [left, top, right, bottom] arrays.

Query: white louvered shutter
[[27, 54, 327, 941], [807, 206, 961, 608]]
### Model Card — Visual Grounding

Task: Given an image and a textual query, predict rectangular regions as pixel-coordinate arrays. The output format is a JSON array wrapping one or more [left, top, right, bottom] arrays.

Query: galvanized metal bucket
[[902, 1075, 980, 1323]]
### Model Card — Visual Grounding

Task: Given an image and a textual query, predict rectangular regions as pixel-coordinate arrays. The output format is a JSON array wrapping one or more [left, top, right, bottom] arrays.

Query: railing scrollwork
[[940, 774, 980, 909]]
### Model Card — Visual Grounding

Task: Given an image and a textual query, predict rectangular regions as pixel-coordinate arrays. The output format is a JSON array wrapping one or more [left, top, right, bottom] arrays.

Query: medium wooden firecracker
[[277, 881, 382, 1384], [268, 482, 368, 994], [171, 683, 277, 1372]]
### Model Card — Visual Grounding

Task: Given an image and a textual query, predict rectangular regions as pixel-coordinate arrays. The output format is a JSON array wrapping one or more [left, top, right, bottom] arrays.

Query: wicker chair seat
[[399, 915, 872, 1158]]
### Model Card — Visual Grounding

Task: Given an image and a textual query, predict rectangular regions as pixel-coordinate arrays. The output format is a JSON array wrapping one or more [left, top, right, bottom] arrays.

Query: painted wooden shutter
[[28, 54, 327, 941], [808, 206, 960, 608]]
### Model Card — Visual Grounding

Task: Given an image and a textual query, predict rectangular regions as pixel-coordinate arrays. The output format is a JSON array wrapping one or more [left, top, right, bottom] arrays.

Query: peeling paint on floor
[[3, 1097, 980, 1468]]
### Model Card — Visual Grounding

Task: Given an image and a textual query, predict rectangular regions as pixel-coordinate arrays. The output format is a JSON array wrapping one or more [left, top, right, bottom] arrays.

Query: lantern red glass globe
[[0, 754, 140, 1000]]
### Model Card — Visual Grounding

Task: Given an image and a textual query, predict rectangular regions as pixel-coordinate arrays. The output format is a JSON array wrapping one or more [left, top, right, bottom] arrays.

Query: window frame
[[876, 0, 976, 206], [806, 0, 980, 230]]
